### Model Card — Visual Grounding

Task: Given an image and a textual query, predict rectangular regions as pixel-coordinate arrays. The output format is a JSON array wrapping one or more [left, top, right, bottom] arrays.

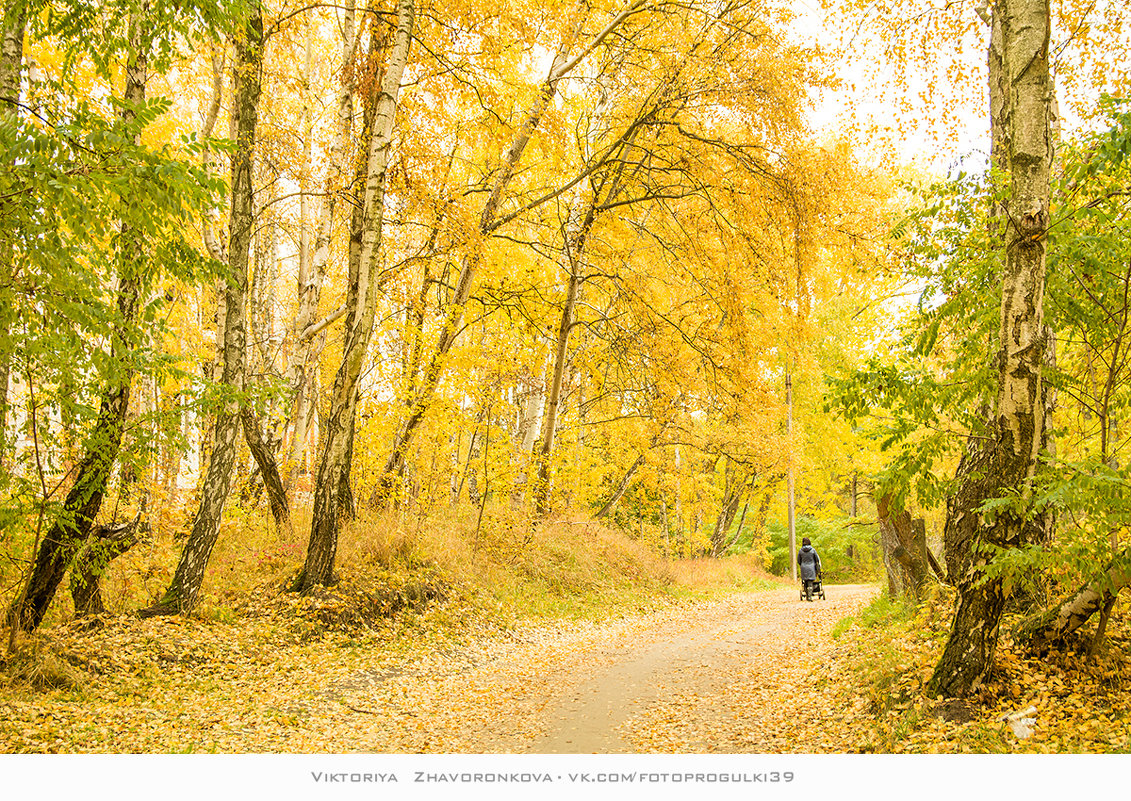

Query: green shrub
[[765, 515, 880, 581]]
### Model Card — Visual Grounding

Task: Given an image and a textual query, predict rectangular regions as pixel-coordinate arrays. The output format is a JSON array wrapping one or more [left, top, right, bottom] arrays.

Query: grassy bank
[[821, 587, 1131, 753]]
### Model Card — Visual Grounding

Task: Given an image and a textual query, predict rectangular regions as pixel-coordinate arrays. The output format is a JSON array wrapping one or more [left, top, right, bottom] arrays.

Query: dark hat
[[801, 537, 811, 546]]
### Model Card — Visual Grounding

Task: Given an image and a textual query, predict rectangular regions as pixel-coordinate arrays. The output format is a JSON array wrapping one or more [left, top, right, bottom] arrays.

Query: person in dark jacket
[[797, 537, 822, 601]]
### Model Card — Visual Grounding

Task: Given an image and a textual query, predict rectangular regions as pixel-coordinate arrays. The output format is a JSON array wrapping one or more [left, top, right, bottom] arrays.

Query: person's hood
[[800, 545, 815, 552]]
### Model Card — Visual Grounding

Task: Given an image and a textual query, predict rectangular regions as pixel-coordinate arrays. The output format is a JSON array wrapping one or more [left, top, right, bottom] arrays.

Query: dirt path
[[527, 583, 875, 753], [325, 582, 876, 753]]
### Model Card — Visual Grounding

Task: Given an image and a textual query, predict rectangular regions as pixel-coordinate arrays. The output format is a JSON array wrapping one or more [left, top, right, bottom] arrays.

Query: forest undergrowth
[[3, 500, 1127, 753], [0, 502, 775, 752], [822, 587, 1131, 753]]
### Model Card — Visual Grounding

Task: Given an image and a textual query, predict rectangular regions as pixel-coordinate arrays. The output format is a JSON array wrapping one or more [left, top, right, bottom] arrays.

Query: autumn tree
[[927, 0, 1056, 697], [293, 0, 416, 592], [144, 2, 265, 615], [5, 2, 223, 632]]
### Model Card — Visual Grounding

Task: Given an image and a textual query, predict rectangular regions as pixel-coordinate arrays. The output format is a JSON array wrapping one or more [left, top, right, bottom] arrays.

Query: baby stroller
[[800, 575, 826, 601]]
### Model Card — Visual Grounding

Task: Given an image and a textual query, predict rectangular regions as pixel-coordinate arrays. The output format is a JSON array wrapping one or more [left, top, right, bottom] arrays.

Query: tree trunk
[[876, 493, 929, 601], [8, 16, 148, 632], [0, 5, 22, 107], [723, 496, 751, 553], [70, 516, 145, 616], [0, 4, 25, 470], [241, 407, 289, 527], [928, 0, 1054, 697], [142, 8, 262, 616], [1014, 547, 1131, 651], [295, 0, 415, 593]]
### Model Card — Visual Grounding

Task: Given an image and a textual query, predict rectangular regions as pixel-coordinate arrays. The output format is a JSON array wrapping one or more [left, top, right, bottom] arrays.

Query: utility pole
[[786, 370, 796, 581]]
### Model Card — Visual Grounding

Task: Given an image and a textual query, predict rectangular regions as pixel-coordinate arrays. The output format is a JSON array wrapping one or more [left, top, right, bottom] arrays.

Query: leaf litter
[[1, 581, 1128, 753]]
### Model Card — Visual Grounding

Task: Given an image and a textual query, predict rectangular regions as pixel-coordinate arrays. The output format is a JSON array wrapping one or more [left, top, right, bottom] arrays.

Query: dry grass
[[10, 497, 767, 636], [666, 553, 781, 593]]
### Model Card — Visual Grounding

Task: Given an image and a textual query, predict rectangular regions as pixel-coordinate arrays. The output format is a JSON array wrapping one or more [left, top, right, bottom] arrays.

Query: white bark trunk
[[298, 0, 415, 591]]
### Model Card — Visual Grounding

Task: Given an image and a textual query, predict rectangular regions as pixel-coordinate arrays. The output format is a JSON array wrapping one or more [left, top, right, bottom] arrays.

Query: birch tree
[[293, 0, 415, 592], [928, 0, 1056, 697], [9, 9, 152, 632], [144, 4, 264, 615]]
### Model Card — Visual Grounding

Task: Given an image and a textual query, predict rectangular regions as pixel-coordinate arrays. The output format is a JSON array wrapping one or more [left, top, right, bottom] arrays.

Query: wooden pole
[[787, 371, 796, 582]]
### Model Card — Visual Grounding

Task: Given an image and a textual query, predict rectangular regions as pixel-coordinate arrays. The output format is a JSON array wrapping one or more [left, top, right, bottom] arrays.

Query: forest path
[[527, 583, 875, 753], [326, 582, 877, 752]]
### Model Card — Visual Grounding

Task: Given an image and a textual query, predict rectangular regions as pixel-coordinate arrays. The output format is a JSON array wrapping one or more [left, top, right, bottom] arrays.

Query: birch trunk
[[1015, 547, 1131, 650], [295, 0, 415, 592], [143, 8, 262, 615], [596, 451, 646, 520], [929, 0, 1055, 696], [0, 5, 22, 107], [710, 490, 745, 557], [241, 408, 289, 526], [0, 4, 24, 467], [286, 1, 357, 481], [596, 423, 669, 519], [8, 14, 149, 632]]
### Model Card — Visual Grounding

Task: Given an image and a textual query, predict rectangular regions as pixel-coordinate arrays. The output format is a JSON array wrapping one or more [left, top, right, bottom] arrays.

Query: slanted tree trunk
[[723, 495, 751, 554], [8, 15, 149, 632], [70, 516, 145, 616], [143, 8, 262, 616], [596, 423, 669, 519], [596, 452, 645, 520], [294, 0, 415, 592], [928, 0, 1055, 697], [241, 408, 289, 527], [1014, 547, 1131, 651], [876, 493, 929, 601]]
